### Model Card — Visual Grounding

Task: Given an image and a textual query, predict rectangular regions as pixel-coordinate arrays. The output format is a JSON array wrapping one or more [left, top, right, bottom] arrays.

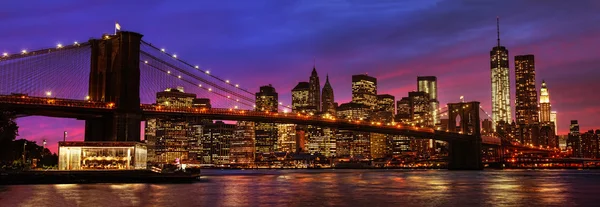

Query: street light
[[45, 91, 52, 97]]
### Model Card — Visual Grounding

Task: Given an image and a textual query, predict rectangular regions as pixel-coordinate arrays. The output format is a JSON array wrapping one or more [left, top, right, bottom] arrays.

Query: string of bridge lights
[[0, 41, 85, 60], [142, 59, 253, 110], [142, 40, 295, 111]]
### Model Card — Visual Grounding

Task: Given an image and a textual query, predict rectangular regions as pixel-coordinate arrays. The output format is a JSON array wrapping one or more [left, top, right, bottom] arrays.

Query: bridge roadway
[[0, 95, 499, 145]]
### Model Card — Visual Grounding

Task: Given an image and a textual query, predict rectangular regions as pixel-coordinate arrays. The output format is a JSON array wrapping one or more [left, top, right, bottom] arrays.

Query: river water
[[1, 169, 599, 207]]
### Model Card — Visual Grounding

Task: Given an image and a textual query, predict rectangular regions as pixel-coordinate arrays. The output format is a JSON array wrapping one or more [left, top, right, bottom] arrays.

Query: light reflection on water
[[1, 170, 600, 207]]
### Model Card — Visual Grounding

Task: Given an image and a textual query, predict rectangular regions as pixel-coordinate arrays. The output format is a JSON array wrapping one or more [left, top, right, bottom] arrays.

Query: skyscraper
[[490, 17, 511, 129], [515, 54, 539, 126], [146, 87, 197, 163], [539, 81, 551, 123], [291, 82, 310, 112], [321, 75, 336, 116], [255, 84, 278, 112], [568, 120, 581, 157], [308, 66, 321, 113], [551, 111, 558, 134], [417, 76, 440, 125], [254, 85, 279, 157], [352, 74, 377, 110]]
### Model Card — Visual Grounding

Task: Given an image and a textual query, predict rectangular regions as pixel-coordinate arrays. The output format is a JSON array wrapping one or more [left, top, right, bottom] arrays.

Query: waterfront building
[[306, 126, 336, 157], [395, 97, 411, 123], [490, 18, 511, 130], [200, 121, 235, 165], [352, 74, 377, 110], [230, 121, 255, 166], [146, 87, 198, 164], [277, 124, 297, 153]]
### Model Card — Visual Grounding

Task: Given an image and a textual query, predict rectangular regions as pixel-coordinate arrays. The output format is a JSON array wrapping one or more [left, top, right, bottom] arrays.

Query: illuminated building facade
[[395, 97, 411, 123], [200, 121, 234, 165], [417, 76, 439, 125], [490, 18, 511, 130], [307, 126, 336, 157], [308, 67, 321, 113], [581, 130, 599, 158], [352, 74, 377, 110], [514, 54, 539, 145], [515, 55, 539, 126], [370, 133, 389, 159], [551, 111, 558, 135], [335, 130, 370, 159], [277, 124, 297, 153], [409, 91, 432, 126], [254, 84, 279, 158], [321, 75, 336, 116], [255, 84, 278, 112], [58, 142, 147, 170], [567, 120, 582, 157], [291, 82, 310, 112], [539, 81, 551, 122], [146, 87, 197, 164], [482, 119, 493, 135], [376, 94, 395, 113], [230, 121, 255, 166], [336, 102, 370, 120]]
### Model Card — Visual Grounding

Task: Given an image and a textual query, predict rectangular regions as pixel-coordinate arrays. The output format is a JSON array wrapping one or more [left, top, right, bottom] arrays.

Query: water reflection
[[0, 170, 599, 207]]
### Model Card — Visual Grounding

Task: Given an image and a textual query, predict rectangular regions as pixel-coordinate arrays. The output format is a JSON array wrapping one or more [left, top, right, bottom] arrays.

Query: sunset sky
[[2, 0, 599, 152]]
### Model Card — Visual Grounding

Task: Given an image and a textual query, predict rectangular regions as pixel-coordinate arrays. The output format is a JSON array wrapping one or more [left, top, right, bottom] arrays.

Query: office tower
[[370, 133, 389, 159], [515, 55, 539, 125], [146, 87, 196, 163], [352, 74, 377, 110], [255, 84, 278, 112], [230, 121, 255, 166], [551, 111, 558, 135], [254, 85, 279, 157], [376, 94, 395, 113], [581, 130, 599, 158], [372, 94, 395, 123], [417, 76, 440, 125], [200, 121, 234, 165], [395, 97, 411, 123], [291, 82, 310, 112], [335, 130, 370, 159], [306, 126, 336, 157], [567, 120, 581, 157], [336, 102, 370, 120], [277, 124, 297, 153], [514, 54, 539, 145], [539, 81, 551, 122], [308, 66, 321, 112], [321, 75, 336, 116], [409, 91, 432, 126], [490, 17, 511, 129]]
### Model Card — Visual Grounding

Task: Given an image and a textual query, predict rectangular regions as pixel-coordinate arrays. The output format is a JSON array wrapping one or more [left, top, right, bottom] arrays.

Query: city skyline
[[2, 0, 600, 152]]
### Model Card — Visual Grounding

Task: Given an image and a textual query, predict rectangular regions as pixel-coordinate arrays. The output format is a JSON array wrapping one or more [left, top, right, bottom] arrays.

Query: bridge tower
[[84, 31, 143, 142], [446, 101, 483, 170]]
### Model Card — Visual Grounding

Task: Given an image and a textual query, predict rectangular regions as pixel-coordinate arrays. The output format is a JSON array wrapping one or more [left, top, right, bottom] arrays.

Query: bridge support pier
[[84, 31, 143, 142], [448, 140, 483, 170], [446, 101, 483, 170]]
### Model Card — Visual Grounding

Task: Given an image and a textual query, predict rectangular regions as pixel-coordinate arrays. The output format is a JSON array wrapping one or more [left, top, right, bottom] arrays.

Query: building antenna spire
[[497, 16, 500, 47], [313, 56, 316, 68]]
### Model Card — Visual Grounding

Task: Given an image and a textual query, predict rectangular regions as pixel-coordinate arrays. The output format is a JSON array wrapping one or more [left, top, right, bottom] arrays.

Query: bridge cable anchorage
[[140, 51, 254, 103], [140, 40, 295, 111], [142, 60, 254, 108]]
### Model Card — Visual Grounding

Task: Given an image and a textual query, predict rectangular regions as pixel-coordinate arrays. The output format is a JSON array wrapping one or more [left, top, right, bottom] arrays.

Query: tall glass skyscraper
[[351, 74, 377, 110], [490, 17, 511, 130], [417, 76, 439, 125]]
